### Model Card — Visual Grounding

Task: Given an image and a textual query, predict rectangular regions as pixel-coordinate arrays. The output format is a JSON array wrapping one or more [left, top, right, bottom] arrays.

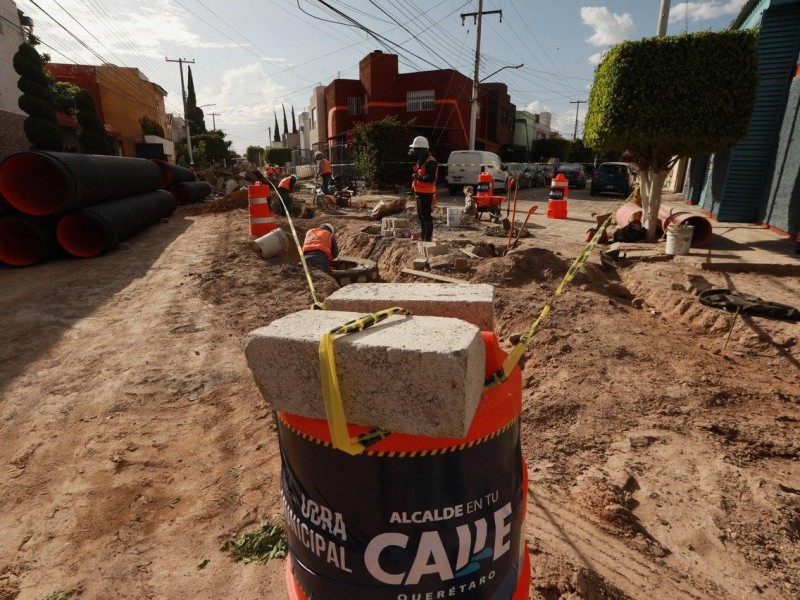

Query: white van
[[445, 150, 509, 195]]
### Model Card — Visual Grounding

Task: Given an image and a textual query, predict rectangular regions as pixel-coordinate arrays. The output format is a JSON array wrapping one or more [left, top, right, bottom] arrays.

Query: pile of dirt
[[201, 188, 249, 214]]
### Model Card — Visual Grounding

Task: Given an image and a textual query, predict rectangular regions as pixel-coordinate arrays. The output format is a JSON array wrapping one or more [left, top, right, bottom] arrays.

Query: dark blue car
[[590, 162, 633, 196], [554, 163, 586, 189]]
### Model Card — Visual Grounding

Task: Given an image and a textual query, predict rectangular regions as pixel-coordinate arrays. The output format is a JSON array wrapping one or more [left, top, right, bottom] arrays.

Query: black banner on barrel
[[278, 418, 525, 600], [548, 188, 564, 200]]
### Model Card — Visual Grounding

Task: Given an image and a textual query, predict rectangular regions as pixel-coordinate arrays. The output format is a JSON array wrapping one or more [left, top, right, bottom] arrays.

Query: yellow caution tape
[[265, 180, 324, 310], [484, 213, 614, 390], [319, 307, 412, 455]]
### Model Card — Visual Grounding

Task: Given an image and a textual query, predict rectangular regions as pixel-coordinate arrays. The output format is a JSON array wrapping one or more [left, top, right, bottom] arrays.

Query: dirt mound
[[201, 189, 249, 214]]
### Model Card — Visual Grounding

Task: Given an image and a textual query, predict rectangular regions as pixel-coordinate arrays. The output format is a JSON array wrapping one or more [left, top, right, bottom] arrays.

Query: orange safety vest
[[319, 158, 332, 176], [412, 155, 437, 194], [278, 176, 294, 191], [303, 228, 334, 260]]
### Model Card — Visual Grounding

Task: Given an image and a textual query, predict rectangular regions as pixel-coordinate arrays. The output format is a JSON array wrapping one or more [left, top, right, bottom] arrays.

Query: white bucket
[[447, 206, 462, 227], [251, 228, 289, 259], [665, 224, 694, 256]]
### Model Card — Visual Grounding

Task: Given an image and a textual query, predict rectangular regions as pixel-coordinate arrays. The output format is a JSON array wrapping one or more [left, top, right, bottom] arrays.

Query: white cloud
[[588, 52, 605, 66], [523, 100, 550, 114], [580, 6, 636, 46], [670, 0, 747, 22]]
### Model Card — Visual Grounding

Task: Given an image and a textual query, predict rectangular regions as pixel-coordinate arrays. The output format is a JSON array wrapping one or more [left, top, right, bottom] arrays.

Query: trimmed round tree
[[13, 40, 63, 151], [76, 89, 111, 155], [584, 30, 758, 241]]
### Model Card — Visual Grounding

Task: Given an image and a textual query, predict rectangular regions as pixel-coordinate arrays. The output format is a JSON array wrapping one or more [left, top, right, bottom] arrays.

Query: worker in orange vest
[[315, 151, 332, 194], [275, 174, 296, 216], [409, 136, 438, 242], [302, 223, 338, 272]]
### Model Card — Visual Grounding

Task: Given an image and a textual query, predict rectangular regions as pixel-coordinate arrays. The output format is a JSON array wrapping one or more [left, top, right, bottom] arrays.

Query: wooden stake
[[723, 307, 741, 352]]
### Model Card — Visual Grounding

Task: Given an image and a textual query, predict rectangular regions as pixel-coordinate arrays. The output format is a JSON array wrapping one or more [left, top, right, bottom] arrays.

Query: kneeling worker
[[275, 174, 297, 216], [302, 223, 338, 273]]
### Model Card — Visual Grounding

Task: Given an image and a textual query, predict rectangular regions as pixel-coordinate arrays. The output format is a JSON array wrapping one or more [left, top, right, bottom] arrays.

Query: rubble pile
[[195, 161, 268, 196]]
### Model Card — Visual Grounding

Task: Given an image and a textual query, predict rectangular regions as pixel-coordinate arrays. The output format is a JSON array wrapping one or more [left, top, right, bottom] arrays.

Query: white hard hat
[[321, 223, 334, 234], [409, 136, 429, 149], [315, 151, 323, 159]]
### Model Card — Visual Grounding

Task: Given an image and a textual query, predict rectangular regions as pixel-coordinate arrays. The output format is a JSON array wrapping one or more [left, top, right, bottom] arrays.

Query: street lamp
[[470, 63, 523, 150]]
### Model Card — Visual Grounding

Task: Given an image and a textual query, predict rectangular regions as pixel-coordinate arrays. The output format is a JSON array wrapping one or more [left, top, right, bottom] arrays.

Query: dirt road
[[1, 191, 798, 599]]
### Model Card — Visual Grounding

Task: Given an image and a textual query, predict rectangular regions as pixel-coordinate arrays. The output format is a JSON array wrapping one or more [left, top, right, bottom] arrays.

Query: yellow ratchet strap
[[484, 213, 614, 390], [319, 307, 412, 455]]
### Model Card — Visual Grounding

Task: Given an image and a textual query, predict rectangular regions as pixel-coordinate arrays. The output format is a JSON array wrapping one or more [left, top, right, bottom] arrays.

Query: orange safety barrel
[[546, 173, 568, 219], [476, 170, 493, 198], [279, 331, 529, 600], [248, 181, 276, 236]]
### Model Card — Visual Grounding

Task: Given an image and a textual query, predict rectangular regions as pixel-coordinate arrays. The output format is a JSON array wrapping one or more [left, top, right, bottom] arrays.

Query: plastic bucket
[[447, 206, 462, 227], [281, 332, 529, 599], [665, 224, 693, 255], [251, 228, 289, 259]]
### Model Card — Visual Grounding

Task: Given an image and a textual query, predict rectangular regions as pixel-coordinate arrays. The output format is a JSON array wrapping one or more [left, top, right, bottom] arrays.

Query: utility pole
[[165, 57, 195, 164], [461, 1, 502, 150], [570, 100, 586, 140], [657, 0, 671, 36], [209, 112, 221, 131]]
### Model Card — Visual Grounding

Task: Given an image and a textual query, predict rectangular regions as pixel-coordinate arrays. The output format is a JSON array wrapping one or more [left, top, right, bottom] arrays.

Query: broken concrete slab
[[324, 282, 495, 331], [412, 257, 429, 270], [245, 310, 486, 437]]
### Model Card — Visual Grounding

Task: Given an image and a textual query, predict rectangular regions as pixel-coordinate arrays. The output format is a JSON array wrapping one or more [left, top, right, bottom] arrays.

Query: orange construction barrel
[[248, 181, 276, 236], [476, 170, 493, 199], [546, 173, 568, 219], [279, 331, 529, 599]]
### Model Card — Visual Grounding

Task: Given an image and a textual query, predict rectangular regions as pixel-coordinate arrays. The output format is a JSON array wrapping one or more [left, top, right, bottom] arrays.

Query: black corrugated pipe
[[151, 159, 197, 188], [56, 190, 177, 258], [0, 214, 60, 267], [0, 192, 11, 216], [0, 151, 163, 216], [170, 181, 212, 204]]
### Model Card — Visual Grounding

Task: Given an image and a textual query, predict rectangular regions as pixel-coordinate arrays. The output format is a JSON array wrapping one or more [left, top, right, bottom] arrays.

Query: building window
[[407, 90, 435, 112], [348, 97, 362, 115], [311, 107, 317, 130]]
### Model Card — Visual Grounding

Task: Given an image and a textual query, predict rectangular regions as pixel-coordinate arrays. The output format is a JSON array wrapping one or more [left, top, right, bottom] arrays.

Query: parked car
[[554, 163, 586, 188], [590, 162, 634, 196], [446, 150, 508, 195], [522, 164, 545, 187], [531, 163, 553, 185], [506, 163, 533, 190]]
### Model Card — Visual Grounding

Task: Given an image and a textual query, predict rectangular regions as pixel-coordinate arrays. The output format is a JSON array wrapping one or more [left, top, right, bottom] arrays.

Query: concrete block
[[412, 257, 429, 270], [429, 255, 454, 270], [324, 283, 495, 331], [417, 242, 451, 257], [245, 310, 486, 437]]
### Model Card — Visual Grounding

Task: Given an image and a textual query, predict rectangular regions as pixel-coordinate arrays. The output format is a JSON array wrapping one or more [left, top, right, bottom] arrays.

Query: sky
[[15, 0, 750, 154]]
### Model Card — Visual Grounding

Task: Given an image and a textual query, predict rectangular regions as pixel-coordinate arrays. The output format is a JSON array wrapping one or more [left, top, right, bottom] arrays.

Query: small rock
[[670, 283, 684, 291], [428, 254, 454, 270], [453, 258, 469, 271], [631, 297, 645, 309], [509, 333, 522, 344]]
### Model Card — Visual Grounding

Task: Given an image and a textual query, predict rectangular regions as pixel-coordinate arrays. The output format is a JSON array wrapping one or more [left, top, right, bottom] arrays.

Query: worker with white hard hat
[[408, 136, 438, 242], [314, 150, 333, 195], [302, 222, 339, 272]]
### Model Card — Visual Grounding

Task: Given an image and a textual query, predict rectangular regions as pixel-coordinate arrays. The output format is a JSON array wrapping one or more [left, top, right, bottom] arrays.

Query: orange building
[[47, 63, 172, 159]]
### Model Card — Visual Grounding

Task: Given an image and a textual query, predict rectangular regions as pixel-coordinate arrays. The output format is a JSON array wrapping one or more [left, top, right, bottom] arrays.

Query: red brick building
[[324, 51, 516, 160]]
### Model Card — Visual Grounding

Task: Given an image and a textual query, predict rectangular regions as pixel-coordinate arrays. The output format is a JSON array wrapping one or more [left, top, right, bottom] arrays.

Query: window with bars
[[348, 97, 362, 115], [407, 90, 435, 112]]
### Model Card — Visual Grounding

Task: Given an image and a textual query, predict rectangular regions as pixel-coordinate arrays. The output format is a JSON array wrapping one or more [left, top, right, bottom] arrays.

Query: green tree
[[140, 116, 165, 137], [191, 131, 236, 166], [566, 139, 594, 163], [282, 103, 288, 136], [50, 79, 81, 115], [246, 145, 264, 166], [530, 137, 571, 162], [584, 30, 758, 240], [186, 66, 206, 135], [273, 111, 280, 142], [13, 34, 62, 151], [291, 106, 297, 133], [76, 89, 111, 155], [266, 147, 291, 166], [351, 116, 410, 189]]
